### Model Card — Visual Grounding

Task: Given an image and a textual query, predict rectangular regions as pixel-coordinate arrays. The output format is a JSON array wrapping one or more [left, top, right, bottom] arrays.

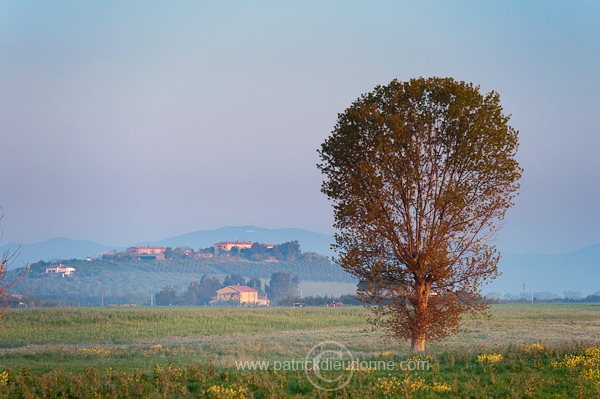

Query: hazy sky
[[1, 1, 599, 254]]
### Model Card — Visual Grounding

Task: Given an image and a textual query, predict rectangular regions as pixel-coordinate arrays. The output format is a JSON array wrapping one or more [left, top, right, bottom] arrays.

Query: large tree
[[318, 77, 521, 352], [265, 272, 300, 304], [186, 275, 222, 305], [155, 286, 177, 306], [222, 274, 246, 288]]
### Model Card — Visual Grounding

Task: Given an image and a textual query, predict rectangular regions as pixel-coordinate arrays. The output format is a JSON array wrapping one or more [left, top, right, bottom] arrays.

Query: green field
[[1, 304, 600, 397]]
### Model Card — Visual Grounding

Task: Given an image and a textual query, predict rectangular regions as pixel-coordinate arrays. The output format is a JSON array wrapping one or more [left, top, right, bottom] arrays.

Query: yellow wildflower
[[205, 385, 247, 399], [523, 343, 546, 353], [476, 353, 503, 365]]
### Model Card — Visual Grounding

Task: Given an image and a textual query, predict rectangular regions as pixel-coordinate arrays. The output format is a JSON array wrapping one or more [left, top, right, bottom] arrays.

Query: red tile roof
[[228, 285, 258, 293], [214, 241, 255, 245]]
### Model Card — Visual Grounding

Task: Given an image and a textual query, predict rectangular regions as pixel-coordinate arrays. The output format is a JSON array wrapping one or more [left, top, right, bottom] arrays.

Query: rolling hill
[[486, 245, 600, 297], [1, 226, 334, 269], [0, 238, 123, 268], [4, 226, 600, 296], [138, 226, 335, 256]]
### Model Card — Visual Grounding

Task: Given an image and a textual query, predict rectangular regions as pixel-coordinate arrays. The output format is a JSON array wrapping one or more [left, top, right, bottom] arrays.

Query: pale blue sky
[[1, 1, 599, 254]]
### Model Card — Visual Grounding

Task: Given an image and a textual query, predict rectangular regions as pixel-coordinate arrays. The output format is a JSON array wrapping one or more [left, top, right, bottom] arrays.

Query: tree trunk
[[411, 279, 429, 352], [411, 336, 426, 352]]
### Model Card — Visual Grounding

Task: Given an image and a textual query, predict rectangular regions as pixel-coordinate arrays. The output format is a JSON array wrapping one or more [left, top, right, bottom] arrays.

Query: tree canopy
[[222, 274, 246, 288], [318, 77, 522, 351], [186, 275, 222, 305], [265, 272, 300, 304]]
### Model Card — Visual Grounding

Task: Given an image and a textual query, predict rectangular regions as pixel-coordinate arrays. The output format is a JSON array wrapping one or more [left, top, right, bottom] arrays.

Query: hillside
[[138, 226, 335, 257], [6, 253, 355, 306], [1, 226, 335, 268], [486, 245, 600, 297], [0, 238, 124, 268], [4, 225, 600, 297]]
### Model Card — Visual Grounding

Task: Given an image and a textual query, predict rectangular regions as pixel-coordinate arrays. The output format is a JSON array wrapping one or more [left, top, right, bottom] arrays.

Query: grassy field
[[1, 304, 600, 397], [299, 280, 357, 297]]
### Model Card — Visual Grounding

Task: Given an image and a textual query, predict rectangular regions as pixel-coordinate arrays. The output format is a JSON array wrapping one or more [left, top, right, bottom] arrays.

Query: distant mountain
[[140, 227, 600, 294], [138, 226, 335, 257], [6, 227, 600, 296], [1, 238, 123, 269], [488, 245, 600, 296], [1, 226, 335, 269]]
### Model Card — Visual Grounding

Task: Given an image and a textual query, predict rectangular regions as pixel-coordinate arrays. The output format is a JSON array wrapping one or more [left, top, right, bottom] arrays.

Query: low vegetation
[[0, 304, 599, 397], [6, 253, 353, 306], [0, 307, 367, 349], [2, 344, 600, 398]]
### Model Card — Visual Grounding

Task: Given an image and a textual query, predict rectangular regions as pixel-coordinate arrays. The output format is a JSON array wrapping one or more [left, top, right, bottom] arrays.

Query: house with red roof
[[213, 241, 277, 255], [214, 285, 270, 306]]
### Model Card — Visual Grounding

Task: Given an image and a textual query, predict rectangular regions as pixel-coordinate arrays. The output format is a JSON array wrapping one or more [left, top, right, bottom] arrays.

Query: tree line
[[154, 272, 300, 306]]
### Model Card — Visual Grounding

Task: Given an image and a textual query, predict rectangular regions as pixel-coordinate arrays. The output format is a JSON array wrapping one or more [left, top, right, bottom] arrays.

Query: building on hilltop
[[213, 241, 277, 255], [214, 285, 270, 306], [126, 246, 167, 260], [45, 264, 76, 277], [126, 246, 167, 255], [214, 241, 255, 252]]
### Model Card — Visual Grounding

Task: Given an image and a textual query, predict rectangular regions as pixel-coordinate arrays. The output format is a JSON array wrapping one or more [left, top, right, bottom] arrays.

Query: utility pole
[[531, 291, 534, 304], [522, 283, 526, 304], [101, 284, 105, 307]]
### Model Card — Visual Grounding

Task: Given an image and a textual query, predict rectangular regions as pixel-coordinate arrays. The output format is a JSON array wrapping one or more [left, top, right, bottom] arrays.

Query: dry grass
[[1, 303, 599, 371], [1, 304, 600, 397]]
